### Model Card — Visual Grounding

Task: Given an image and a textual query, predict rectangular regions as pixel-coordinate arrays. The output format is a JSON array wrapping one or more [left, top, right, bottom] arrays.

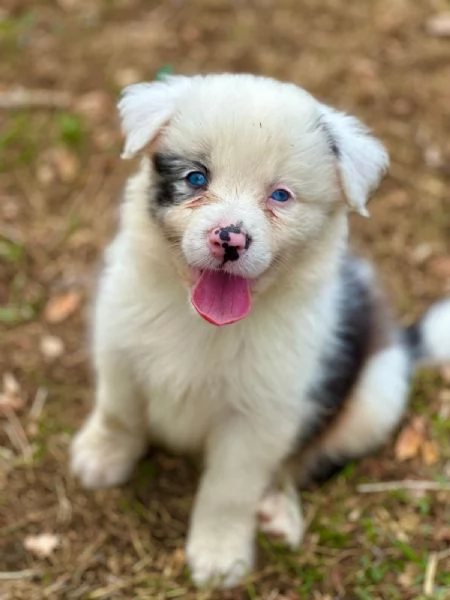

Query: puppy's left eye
[[270, 188, 291, 202], [186, 171, 208, 189]]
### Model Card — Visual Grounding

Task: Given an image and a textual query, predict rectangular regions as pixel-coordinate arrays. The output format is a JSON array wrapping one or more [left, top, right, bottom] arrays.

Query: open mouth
[[191, 269, 252, 326]]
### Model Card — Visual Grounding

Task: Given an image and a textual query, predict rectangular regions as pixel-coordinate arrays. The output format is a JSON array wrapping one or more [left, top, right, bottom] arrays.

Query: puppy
[[71, 73, 450, 588]]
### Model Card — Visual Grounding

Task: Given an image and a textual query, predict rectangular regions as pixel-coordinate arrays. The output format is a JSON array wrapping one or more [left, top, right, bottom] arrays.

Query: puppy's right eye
[[186, 171, 208, 189]]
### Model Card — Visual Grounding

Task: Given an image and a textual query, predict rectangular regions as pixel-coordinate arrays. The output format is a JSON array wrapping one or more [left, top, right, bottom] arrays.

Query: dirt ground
[[1, 0, 450, 598]]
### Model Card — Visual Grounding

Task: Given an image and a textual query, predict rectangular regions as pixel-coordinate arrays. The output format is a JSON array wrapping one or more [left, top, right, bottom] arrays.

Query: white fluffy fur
[[118, 76, 193, 159], [320, 345, 410, 457], [419, 300, 450, 365], [71, 73, 445, 589], [319, 106, 389, 216]]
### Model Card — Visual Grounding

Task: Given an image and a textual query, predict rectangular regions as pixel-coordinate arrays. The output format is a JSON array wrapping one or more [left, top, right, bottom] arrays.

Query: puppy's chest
[[131, 313, 319, 452], [137, 334, 240, 451]]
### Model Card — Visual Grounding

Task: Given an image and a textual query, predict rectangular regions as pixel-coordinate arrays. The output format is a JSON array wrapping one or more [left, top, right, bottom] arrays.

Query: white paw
[[186, 530, 254, 589], [257, 488, 304, 549], [71, 414, 145, 489]]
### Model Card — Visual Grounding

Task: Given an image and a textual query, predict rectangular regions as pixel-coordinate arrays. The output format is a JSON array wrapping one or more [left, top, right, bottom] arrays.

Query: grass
[[0, 111, 87, 173], [57, 113, 85, 148]]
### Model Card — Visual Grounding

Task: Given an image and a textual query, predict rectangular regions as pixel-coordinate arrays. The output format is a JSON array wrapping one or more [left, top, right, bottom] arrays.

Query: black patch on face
[[215, 225, 252, 263], [222, 243, 240, 263], [218, 225, 246, 242], [301, 256, 374, 447], [152, 153, 208, 210], [316, 116, 340, 158]]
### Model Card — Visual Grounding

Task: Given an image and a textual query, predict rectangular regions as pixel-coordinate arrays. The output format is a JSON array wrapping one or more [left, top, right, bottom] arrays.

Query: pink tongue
[[192, 271, 252, 326]]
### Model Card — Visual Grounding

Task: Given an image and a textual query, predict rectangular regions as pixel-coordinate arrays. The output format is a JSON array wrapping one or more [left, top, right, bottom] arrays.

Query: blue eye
[[270, 188, 291, 203], [186, 171, 208, 188]]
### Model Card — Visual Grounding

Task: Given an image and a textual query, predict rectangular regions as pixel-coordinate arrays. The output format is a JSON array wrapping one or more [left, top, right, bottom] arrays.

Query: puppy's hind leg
[[301, 343, 410, 484], [257, 472, 305, 549], [71, 351, 148, 489]]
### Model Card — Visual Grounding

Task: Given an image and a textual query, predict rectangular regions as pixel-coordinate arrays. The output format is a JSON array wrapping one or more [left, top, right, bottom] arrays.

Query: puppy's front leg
[[71, 352, 148, 488], [186, 415, 296, 588]]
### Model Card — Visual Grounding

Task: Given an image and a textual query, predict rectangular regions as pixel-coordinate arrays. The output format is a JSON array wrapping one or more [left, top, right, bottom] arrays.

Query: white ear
[[117, 76, 192, 159], [319, 105, 389, 216]]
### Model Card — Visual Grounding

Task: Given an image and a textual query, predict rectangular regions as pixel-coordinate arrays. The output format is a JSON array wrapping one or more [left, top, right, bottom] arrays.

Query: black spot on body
[[302, 455, 355, 488], [219, 230, 231, 242], [297, 256, 375, 482]]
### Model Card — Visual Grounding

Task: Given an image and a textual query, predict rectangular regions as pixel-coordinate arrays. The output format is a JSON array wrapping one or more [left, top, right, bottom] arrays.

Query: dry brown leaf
[[424, 145, 443, 169], [170, 547, 185, 569], [3, 372, 19, 395], [24, 533, 60, 558], [0, 373, 25, 415], [395, 415, 440, 465], [40, 335, 65, 360], [421, 440, 440, 465], [426, 12, 450, 37], [411, 243, 434, 264], [44, 290, 82, 323], [394, 425, 424, 461]]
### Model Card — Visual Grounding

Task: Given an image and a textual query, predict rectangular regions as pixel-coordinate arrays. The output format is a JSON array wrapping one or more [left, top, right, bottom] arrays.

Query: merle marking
[[152, 153, 209, 210]]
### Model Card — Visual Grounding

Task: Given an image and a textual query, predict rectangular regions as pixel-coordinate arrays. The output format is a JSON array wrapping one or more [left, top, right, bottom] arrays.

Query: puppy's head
[[119, 74, 388, 326]]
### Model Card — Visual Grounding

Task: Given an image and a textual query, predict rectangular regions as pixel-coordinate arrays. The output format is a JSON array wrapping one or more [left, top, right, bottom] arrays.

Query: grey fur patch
[[152, 153, 209, 211], [305, 256, 374, 439], [403, 322, 424, 364], [315, 116, 340, 158]]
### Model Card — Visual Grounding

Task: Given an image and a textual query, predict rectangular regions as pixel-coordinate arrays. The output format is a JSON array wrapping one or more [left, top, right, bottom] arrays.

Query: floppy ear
[[117, 76, 192, 159], [319, 105, 389, 216]]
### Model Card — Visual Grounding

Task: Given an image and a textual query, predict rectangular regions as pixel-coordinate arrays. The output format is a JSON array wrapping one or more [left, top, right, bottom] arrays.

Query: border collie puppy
[[71, 73, 450, 588]]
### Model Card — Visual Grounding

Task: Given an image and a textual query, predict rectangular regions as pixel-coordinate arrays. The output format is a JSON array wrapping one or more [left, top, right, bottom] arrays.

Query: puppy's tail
[[403, 299, 450, 369]]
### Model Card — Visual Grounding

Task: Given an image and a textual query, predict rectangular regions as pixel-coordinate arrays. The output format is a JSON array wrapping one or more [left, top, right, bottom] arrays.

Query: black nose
[[213, 225, 252, 263]]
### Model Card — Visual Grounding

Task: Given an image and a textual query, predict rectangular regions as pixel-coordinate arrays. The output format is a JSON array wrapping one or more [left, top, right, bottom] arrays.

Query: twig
[[0, 569, 36, 580], [0, 88, 72, 109], [55, 478, 72, 523], [423, 548, 450, 597], [357, 480, 450, 493], [28, 387, 48, 421], [424, 552, 438, 597], [4, 407, 33, 463]]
